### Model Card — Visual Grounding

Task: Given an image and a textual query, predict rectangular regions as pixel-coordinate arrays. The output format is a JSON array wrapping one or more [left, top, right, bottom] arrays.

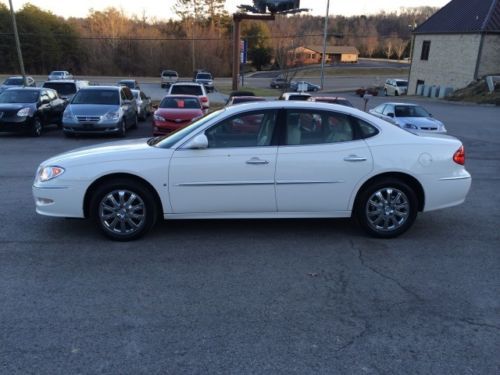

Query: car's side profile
[[33, 101, 471, 241], [384, 79, 408, 96]]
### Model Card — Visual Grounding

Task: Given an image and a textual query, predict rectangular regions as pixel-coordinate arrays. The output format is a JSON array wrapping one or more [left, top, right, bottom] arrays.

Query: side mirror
[[387, 113, 395, 118], [185, 134, 208, 149]]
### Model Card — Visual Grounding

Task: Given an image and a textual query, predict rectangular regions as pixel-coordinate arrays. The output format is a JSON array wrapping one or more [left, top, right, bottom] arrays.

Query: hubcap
[[99, 190, 146, 235], [365, 187, 409, 232]]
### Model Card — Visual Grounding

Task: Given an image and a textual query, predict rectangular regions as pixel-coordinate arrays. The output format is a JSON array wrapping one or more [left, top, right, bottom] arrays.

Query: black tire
[[355, 179, 418, 238], [89, 179, 158, 241], [30, 117, 42, 137], [118, 119, 126, 137], [63, 131, 74, 138], [395, 91, 399, 96]]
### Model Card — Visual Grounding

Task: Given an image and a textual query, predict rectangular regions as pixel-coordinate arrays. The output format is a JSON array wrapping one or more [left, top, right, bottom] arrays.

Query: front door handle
[[246, 157, 269, 165], [344, 155, 367, 162]]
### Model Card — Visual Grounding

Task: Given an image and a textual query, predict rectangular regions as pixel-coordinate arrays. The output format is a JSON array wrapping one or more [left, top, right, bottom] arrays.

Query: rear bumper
[[423, 172, 472, 212]]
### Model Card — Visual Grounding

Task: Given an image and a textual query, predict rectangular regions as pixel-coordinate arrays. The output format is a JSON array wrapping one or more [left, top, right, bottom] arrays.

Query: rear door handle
[[344, 155, 367, 162], [246, 157, 269, 165]]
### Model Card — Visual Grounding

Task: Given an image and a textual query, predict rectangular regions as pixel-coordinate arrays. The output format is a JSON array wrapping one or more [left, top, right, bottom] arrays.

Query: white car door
[[169, 109, 279, 213], [276, 109, 374, 213]]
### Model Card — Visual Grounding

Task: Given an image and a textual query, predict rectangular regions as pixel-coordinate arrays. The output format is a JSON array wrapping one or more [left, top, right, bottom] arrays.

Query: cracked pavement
[[0, 96, 499, 374]]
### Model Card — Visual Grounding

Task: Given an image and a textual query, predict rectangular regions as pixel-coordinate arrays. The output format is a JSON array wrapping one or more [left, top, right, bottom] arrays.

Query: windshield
[[150, 109, 223, 148], [395, 105, 430, 118], [197, 73, 212, 80], [170, 86, 202, 95], [396, 81, 408, 87], [0, 90, 39, 103], [162, 71, 177, 77], [50, 71, 64, 76], [43, 82, 76, 95], [72, 90, 119, 105], [3, 78, 24, 86], [160, 96, 201, 109]]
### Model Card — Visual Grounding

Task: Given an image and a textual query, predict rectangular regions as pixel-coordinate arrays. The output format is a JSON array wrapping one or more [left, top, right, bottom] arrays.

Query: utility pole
[[8, 0, 27, 86], [320, 0, 330, 90]]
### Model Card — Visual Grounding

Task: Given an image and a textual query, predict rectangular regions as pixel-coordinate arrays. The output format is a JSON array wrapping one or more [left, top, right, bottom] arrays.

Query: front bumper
[[63, 119, 122, 135], [0, 117, 33, 133], [33, 183, 87, 218]]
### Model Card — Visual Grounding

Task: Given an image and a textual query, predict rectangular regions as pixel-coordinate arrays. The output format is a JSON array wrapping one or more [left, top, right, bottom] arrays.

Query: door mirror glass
[[185, 134, 208, 149], [387, 112, 395, 118]]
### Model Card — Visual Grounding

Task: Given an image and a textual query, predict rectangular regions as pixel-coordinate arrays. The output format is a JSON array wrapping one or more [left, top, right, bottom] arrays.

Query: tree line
[[0, 2, 437, 77]]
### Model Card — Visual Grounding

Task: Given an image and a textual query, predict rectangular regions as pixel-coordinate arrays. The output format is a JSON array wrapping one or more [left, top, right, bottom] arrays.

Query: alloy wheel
[[98, 189, 146, 236], [365, 187, 410, 233]]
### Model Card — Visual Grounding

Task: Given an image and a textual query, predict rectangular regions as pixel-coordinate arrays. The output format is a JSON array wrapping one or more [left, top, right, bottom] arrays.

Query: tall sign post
[[320, 0, 330, 90]]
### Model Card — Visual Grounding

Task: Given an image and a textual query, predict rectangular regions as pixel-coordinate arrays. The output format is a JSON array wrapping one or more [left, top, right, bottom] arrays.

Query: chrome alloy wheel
[[365, 187, 410, 232], [98, 190, 146, 235]]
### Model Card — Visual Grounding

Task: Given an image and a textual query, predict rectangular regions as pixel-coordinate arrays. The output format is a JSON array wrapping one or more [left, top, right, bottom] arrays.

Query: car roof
[[171, 82, 203, 86], [80, 85, 121, 91], [162, 94, 200, 99], [311, 96, 347, 100], [4, 87, 42, 91], [118, 79, 136, 83], [384, 102, 419, 106], [43, 80, 76, 84]]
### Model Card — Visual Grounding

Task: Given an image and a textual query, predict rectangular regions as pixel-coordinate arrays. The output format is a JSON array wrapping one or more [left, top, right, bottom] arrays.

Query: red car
[[153, 95, 204, 135]]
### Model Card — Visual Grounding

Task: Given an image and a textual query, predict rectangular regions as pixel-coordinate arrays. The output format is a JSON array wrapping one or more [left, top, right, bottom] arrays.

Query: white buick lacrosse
[[33, 101, 471, 240]]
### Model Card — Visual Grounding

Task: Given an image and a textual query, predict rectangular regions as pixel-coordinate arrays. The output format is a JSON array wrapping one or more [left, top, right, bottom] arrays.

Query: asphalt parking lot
[[1, 94, 499, 374]]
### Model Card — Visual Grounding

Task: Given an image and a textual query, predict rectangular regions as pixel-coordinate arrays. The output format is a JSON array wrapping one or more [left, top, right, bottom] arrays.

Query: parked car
[[270, 77, 291, 89], [0, 87, 66, 136], [0, 76, 36, 94], [62, 86, 137, 137], [369, 103, 447, 133], [161, 70, 178, 88], [167, 82, 209, 111], [33, 101, 471, 241], [131, 89, 152, 121], [279, 92, 311, 101], [226, 96, 266, 106], [291, 81, 320, 92], [48, 71, 73, 81], [118, 79, 140, 90], [42, 80, 89, 102], [193, 71, 214, 92], [308, 96, 354, 107], [384, 79, 408, 96], [152, 95, 204, 136], [355, 87, 380, 97]]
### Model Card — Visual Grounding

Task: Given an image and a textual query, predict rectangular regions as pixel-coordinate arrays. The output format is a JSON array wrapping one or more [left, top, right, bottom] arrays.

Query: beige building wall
[[408, 34, 481, 94], [477, 34, 500, 77]]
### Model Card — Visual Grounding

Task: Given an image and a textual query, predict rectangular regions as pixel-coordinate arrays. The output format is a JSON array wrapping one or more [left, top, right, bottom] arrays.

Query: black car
[[270, 77, 290, 89], [0, 88, 66, 136]]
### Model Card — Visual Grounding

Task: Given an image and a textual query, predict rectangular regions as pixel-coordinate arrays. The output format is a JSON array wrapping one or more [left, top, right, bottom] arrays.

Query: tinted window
[[197, 73, 212, 80], [0, 90, 39, 103], [43, 82, 77, 95], [396, 81, 408, 87], [171, 85, 202, 96], [160, 97, 201, 109], [287, 95, 310, 101], [394, 105, 430, 118], [350, 117, 379, 139], [205, 110, 278, 148], [3, 78, 24, 85], [285, 110, 354, 145], [72, 90, 120, 105]]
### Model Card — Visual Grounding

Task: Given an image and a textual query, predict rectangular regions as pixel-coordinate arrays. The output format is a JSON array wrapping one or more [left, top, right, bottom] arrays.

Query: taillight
[[453, 145, 465, 165], [200, 96, 208, 103]]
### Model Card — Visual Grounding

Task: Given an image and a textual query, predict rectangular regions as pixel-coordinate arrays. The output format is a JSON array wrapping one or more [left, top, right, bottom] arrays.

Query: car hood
[[40, 138, 171, 168], [156, 108, 203, 118], [0, 103, 36, 111], [395, 116, 444, 128], [67, 104, 119, 116]]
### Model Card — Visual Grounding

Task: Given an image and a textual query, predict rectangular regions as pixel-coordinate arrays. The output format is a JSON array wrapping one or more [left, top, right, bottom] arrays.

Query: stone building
[[289, 46, 359, 66], [408, 0, 500, 94]]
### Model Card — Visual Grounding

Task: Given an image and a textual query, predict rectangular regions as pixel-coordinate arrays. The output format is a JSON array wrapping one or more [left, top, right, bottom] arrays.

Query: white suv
[[384, 79, 408, 96], [167, 82, 209, 111]]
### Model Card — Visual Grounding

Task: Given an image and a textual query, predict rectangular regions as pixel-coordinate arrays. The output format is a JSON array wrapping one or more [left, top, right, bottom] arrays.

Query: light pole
[[8, 0, 27, 86], [320, 0, 330, 90]]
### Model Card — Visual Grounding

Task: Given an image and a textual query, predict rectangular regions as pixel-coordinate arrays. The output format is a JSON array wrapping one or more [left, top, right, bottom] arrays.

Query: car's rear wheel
[[356, 179, 418, 238], [118, 119, 126, 137], [90, 179, 157, 241]]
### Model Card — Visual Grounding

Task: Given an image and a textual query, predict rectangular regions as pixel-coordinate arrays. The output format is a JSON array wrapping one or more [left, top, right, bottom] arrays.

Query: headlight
[[154, 114, 166, 122], [405, 123, 418, 129], [63, 110, 75, 120], [17, 107, 32, 117], [103, 111, 120, 121], [36, 166, 65, 182]]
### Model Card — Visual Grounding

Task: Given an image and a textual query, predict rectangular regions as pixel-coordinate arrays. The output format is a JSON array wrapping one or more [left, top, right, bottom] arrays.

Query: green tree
[[242, 21, 272, 70]]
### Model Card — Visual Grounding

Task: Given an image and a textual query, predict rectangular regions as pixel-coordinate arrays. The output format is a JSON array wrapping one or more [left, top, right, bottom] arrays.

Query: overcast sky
[[4, 0, 450, 19]]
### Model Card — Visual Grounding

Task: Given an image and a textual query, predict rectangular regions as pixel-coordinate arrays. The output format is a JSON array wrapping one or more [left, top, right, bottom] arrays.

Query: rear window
[[288, 95, 310, 101], [231, 97, 266, 104], [162, 71, 177, 77], [72, 90, 120, 105], [196, 73, 212, 80], [43, 82, 77, 95], [0, 89, 39, 103], [170, 85, 202, 96]]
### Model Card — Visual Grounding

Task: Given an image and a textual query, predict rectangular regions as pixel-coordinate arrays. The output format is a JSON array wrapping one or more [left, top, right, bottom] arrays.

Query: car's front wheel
[[90, 179, 158, 241], [355, 179, 418, 238], [30, 117, 42, 137]]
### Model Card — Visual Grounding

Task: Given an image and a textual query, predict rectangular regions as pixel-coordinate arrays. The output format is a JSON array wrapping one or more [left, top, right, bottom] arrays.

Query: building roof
[[414, 0, 500, 34], [306, 45, 359, 55]]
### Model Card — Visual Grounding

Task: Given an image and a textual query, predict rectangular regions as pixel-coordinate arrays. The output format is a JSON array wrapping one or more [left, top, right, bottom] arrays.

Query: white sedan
[[33, 101, 471, 241]]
